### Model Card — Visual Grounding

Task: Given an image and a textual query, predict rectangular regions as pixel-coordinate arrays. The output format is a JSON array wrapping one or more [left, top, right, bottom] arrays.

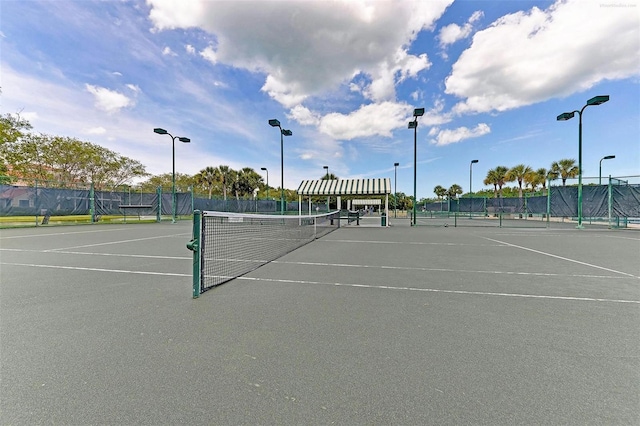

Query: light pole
[[394, 162, 399, 218], [153, 128, 190, 223], [599, 155, 615, 185], [260, 167, 269, 200], [470, 159, 478, 218], [268, 119, 292, 214], [408, 107, 424, 226], [557, 95, 609, 228]]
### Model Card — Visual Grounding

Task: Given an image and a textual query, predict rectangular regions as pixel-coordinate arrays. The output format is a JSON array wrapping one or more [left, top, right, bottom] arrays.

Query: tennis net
[[188, 210, 340, 297]]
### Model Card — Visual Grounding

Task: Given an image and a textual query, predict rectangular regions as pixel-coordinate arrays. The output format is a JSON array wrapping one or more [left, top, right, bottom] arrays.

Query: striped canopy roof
[[297, 178, 391, 196]]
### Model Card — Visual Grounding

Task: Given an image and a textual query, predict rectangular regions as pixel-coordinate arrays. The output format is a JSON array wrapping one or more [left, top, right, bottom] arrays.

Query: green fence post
[[90, 182, 95, 223], [156, 186, 162, 222], [546, 179, 551, 228], [35, 179, 39, 227], [608, 175, 613, 229], [187, 210, 202, 298]]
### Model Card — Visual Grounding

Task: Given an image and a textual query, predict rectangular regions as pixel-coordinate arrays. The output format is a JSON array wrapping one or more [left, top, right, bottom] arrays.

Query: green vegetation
[[1, 113, 147, 188]]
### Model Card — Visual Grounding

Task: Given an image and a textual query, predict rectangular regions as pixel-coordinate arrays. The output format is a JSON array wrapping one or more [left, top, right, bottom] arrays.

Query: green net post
[[187, 210, 202, 298], [156, 186, 162, 222], [90, 182, 95, 223]]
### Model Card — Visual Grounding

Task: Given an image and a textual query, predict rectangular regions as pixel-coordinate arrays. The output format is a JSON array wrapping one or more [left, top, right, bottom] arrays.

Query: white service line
[[271, 260, 629, 280], [1, 262, 189, 277], [0, 227, 130, 239], [44, 233, 190, 251], [236, 276, 640, 304], [482, 236, 639, 279]]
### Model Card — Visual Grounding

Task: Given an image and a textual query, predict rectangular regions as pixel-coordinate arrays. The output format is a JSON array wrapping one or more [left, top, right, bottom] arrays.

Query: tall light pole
[[323, 165, 329, 212], [268, 119, 292, 215], [261, 167, 269, 200], [408, 107, 424, 226], [599, 155, 615, 185], [153, 128, 190, 223], [557, 95, 609, 228], [394, 162, 399, 218], [470, 159, 478, 218]]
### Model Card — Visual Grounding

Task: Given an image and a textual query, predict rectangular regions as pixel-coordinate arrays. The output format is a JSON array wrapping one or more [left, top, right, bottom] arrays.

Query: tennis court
[[1, 217, 638, 424]]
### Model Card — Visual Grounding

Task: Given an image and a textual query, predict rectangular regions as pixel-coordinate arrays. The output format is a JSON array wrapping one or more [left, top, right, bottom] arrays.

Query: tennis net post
[[186, 210, 202, 298]]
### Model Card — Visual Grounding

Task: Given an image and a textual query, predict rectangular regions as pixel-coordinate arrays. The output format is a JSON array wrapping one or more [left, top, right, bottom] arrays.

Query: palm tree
[[195, 166, 220, 199], [507, 164, 533, 198], [447, 184, 463, 200], [434, 185, 447, 200], [217, 165, 232, 201], [483, 166, 509, 198], [550, 159, 578, 186]]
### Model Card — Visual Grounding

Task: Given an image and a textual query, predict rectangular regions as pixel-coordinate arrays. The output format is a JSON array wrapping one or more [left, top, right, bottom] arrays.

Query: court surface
[[1, 219, 639, 425]]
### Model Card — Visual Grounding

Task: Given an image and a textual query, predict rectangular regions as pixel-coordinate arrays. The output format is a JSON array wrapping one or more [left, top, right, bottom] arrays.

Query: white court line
[[323, 239, 501, 247], [482, 237, 639, 279], [0, 248, 632, 280], [271, 260, 631, 280], [0, 248, 189, 260], [236, 276, 640, 304], [3, 262, 637, 305], [0, 227, 129, 239], [44, 233, 190, 251], [1, 262, 189, 277]]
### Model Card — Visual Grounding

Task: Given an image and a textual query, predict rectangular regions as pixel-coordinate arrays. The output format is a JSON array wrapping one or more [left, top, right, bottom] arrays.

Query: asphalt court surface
[[1, 220, 639, 425]]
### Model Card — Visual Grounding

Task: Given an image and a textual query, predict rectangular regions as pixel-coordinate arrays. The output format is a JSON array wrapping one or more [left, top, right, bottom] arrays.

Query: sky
[[1, 0, 639, 198]]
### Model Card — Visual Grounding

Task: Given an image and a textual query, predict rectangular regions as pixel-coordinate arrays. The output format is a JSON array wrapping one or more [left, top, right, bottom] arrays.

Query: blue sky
[[2, 0, 639, 198]]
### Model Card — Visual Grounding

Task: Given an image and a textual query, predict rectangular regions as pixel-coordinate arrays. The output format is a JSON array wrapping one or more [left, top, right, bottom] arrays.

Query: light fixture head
[[394, 162, 399, 167], [413, 108, 425, 117], [587, 95, 609, 106], [556, 112, 575, 121], [282, 129, 292, 136], [408, 121, 417, 129], [471, 159, 479, 164], [261, 167, 267, 171], [603, 155, 615, 160], [268, 119, 281, 127], [178, 137, 190, 143], [153, 128, 168, 135]]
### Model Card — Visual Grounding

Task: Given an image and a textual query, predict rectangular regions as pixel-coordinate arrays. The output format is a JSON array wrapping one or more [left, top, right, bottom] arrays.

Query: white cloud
[[86, 126, 107, 135], [147, 0, 453, 106], [429, 123, 490, 146], [126, 84, 141, 93], [199, 45, 217, 64], [162, 46, 176, 56], [85, 84, 133, 113], [288, 105, 320, 126], [318, 102, 412, 140], [446, 0, 640, 114], [185, 44, 196, 54], [438, 10, 483, 48]]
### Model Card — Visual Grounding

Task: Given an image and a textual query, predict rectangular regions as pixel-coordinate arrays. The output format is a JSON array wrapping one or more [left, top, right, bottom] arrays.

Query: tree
[[235, 167, 263, 198], [447, 184, 463, 200], [195, 166, 220, 199], [217, 165, 233, 201], [507, 164, 533, 198], [433, 185, 447, 200], [550, 159, 578, 186], [483, 166, 509, 198], [3, 133, 146, 187], [0, 112, 32, 147], [321, 173, 339, 180]]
